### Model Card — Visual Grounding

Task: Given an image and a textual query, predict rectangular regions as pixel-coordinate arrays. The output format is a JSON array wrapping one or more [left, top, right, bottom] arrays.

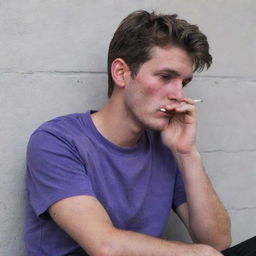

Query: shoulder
[[30, 112, 92, 142], [35, 112, 87, 135], [27, 112, 93, 155]]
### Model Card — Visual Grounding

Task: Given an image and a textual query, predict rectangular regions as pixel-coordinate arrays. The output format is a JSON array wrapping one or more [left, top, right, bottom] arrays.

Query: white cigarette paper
[[160, 99, 203, 112], [193, 99, 203, 103]]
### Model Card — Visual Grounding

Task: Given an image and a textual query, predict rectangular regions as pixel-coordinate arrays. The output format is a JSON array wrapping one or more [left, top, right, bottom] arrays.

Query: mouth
[[159, 107, 176, 119], [159, 107, 167, 113]]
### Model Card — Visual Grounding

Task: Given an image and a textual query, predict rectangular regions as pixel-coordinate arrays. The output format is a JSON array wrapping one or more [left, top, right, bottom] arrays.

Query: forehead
[[141, 46, 194, 77]]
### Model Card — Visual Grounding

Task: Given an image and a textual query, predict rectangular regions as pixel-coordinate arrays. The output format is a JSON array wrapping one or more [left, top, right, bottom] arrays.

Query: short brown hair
[[107, 10, 212, 97]]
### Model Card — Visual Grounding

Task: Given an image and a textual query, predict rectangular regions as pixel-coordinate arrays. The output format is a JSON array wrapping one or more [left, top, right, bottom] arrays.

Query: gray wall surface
[[1, 0, 255, 255]]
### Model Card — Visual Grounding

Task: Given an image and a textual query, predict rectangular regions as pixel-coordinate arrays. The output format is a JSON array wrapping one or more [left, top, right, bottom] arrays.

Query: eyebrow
[[156, 69, 193, 81]]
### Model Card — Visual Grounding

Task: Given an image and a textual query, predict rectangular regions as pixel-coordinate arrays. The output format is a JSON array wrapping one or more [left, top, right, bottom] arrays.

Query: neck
[[91, 95, 144, 148]]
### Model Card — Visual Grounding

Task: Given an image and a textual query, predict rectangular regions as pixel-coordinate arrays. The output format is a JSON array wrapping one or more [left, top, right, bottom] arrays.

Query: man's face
[[123, 45, 194, 131]]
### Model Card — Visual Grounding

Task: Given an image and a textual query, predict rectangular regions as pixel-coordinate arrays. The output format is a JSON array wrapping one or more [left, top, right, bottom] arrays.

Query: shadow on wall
[[162, 211, 192, 242]]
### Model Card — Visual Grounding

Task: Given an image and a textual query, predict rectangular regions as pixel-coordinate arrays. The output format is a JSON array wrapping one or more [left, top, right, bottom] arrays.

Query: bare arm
[[160, 98, 232, 251], [174, 150, 231, 251], [49, 195, 223, 256]]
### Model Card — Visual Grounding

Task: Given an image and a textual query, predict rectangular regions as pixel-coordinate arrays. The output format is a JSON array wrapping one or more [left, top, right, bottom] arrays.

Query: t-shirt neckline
[[81, 110, 148, 156]]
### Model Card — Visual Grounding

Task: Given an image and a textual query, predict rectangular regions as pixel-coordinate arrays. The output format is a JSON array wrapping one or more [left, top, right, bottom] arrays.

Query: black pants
[[66, 236, 256, 256], [222, 236, 256, 256]]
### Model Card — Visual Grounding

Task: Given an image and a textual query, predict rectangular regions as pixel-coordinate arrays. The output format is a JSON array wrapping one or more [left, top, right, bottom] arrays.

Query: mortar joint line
[[0, 69, 256, 81], [200, 149, 256, 153], [227, 207, 256, 211], [0, 69, 107, 75]]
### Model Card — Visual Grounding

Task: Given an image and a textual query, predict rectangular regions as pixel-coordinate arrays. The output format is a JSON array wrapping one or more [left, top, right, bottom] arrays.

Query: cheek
[[144, 85, 159, 95], [136, 76, 161, 96], [143, 84, 166, 102]]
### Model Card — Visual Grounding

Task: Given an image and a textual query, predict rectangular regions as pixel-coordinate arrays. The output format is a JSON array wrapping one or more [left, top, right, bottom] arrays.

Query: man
[[24, 10, 234, 256]]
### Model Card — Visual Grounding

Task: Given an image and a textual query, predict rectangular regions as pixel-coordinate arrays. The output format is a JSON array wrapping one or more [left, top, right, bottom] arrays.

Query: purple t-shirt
[[25, 111, 186, 256]]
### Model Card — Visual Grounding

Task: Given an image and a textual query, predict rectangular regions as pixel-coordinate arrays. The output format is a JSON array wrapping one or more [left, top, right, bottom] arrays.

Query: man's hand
[[160, 98, 232, 250], [160, 98, 197, 154]]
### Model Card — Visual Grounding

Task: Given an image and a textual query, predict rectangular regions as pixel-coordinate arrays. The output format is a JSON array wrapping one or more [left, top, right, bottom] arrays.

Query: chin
[[145, 119, 168, 131]]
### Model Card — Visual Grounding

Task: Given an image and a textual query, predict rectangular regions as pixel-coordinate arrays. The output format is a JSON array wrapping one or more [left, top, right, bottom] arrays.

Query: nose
[[166, 81, 184, 102]]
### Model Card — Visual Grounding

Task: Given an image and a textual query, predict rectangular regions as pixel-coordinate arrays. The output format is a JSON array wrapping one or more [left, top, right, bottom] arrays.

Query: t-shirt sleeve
[[172, 167, 187, 210], [26, 130, 96, 217]]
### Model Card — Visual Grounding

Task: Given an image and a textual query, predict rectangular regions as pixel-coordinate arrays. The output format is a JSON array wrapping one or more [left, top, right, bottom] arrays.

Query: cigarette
[[193, 99, 203, 103], [160, 99, 203, 112], [160, 108, 168, 112]]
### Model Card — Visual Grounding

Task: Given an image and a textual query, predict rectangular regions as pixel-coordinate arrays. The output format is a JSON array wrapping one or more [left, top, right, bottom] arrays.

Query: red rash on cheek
[[145, 84, 160, 94], [136, 75, 161, 95]]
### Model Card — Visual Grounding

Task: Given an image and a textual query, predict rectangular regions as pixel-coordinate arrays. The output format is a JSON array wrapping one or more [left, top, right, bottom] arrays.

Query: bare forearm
[[104, 228, 222, 256], [48, 181, 225, 256], [174, 148, 231, 250]]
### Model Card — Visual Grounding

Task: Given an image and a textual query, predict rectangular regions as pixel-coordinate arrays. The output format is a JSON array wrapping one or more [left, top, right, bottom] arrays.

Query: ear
[[111, 58, 131, 89]]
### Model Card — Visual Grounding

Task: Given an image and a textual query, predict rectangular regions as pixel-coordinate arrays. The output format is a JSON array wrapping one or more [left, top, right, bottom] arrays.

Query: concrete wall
[[0, 0, 255, 255]]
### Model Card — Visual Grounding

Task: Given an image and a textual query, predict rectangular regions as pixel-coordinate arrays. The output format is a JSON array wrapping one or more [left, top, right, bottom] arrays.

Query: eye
[[159, 74, 172, 81]]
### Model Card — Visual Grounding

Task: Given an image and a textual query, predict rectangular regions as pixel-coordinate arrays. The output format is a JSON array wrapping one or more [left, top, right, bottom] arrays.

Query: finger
[[174, 102, 195, 113], [164, 101, 185, 111], [182, 97, 194, 105]]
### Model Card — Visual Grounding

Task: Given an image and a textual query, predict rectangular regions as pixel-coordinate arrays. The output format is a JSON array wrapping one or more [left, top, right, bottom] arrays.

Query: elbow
[[91, 243, 114, 256], [96, 245, 114, 256], [88, 240, 114, 256], [215, 233, 232, 251], [92, 230, 120, 256], [215, 219, 232, 251], [193, 228, 232, 251], [218, 234, 232, 251], [209, 229, 232, 252], [204, 216, 232, 251]]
